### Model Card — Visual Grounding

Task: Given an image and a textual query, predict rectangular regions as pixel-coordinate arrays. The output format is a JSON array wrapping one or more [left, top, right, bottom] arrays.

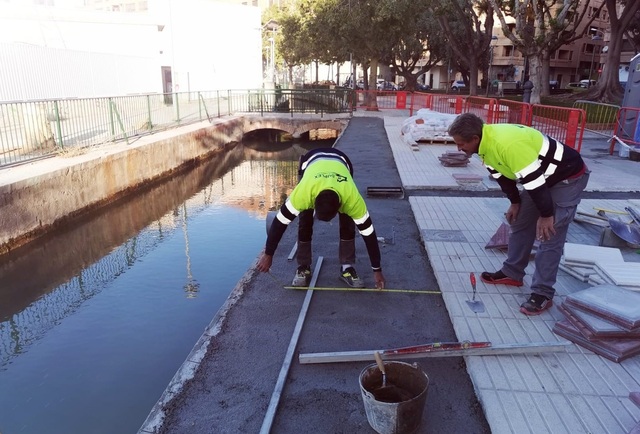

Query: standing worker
[[256, 148, 386, 289], [448, 113, 589, 315]]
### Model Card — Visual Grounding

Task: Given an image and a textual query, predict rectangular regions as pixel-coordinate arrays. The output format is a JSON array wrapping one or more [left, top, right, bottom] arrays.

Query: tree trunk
[[541, 51, 551, 96], [528, 54, 543, 104], [468, 56, 479, 96], [593, 23, 625, 103], [366, 59, 379, 111]]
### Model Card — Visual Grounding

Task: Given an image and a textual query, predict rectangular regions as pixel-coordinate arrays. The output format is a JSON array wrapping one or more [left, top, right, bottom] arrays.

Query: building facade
[[0, 0, 263, 101]]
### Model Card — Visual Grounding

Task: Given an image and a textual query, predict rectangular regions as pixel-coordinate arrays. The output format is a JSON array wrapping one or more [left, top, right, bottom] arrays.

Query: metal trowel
[[465, 272, 485, 313]]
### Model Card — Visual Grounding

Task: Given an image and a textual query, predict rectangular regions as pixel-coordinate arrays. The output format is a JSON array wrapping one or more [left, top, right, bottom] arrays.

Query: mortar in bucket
[[359, 360, 429, 434]]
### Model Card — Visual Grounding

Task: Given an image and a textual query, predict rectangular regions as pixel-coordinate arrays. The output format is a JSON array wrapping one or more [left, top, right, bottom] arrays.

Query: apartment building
[[489, 0, 610, 88]]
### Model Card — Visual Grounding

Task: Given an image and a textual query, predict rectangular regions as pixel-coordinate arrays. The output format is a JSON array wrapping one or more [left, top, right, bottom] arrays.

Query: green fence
[[0, 88, 353, 168]]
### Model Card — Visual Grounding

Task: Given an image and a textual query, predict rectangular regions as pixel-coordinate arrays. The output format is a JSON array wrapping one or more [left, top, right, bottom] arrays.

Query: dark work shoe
[[520, 293, 553, 316], [480, 270, 523, 287], [340, 266, 365, 288], [292, 266, 311, 287]]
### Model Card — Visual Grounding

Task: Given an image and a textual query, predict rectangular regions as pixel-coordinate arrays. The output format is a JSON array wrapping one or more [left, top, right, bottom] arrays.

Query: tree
[[488, 0, 588, 104], [435, 0, 495, 96], [591, 0, 640, 103], [378, 1, 448, 91]]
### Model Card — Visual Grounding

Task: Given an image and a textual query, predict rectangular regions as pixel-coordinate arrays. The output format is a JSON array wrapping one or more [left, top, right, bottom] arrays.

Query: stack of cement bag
[[400, 108, 458, 145]]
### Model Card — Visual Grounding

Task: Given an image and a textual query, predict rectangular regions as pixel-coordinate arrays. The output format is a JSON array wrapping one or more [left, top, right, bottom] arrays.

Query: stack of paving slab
[[558, 242, 640, 290], [400, 108, 457, 150], [555, 243, 640, 362], [553, 284, 640, 362]]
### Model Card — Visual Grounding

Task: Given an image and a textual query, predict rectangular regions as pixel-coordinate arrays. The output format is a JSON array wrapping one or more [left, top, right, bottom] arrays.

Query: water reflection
[[0, 134, 337, 434], [0, 139, 326, 368]]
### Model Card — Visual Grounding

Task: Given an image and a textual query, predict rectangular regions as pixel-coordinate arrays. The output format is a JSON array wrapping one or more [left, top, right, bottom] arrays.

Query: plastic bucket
[[359, 361, 429, 434]]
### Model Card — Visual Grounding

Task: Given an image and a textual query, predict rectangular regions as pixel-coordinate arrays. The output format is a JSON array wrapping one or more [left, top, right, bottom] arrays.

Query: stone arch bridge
[[240, 115, 350, 139]]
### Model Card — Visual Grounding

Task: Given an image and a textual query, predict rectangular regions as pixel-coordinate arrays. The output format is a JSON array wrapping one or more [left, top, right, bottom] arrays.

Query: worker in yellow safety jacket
[[448, 113, 589, 315], [256, 148, 386, 290]]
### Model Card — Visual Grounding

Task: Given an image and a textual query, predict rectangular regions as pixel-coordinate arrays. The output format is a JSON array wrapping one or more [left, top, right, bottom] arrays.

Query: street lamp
[[587, 29, 605, 88], [269, 37, 275, 83], [262, 20, 278, 86], [486, 35, 498, 97]]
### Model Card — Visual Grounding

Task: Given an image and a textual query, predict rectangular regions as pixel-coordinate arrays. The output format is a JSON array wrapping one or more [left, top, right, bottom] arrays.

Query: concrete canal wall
[[0, 115, 347, 254]]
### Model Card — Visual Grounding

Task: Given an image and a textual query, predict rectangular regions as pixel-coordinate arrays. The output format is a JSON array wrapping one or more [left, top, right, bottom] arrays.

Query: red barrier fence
[[464, 97, 499, 123], [494, 99, 532, 125], [430, 95, 465, 115], [530, 105, 586, 152], [352, 89, 585, 152]]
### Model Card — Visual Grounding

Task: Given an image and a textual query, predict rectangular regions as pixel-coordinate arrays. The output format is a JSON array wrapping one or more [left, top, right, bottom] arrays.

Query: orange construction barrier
[[396, 91, 407, 109], [408, 92, 432, 116], [494, 99, 532, 125], [430, 95, 465, 115], [530, 105, 586, 152], [464, 97, 499, 123]]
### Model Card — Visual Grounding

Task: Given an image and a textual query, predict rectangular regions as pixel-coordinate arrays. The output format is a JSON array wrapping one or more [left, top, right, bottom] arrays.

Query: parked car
[[549, 80, 559, 89], [377, 79, 398, 91], [580, 79, 597, 87], [566, 82, 587, 89], [451, 80, 466, 91], [416, 83, 431, 91]]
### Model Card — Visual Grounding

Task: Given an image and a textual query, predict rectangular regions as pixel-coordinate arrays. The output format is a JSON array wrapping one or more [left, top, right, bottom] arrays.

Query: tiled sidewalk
[[382, 114, 640, 434]]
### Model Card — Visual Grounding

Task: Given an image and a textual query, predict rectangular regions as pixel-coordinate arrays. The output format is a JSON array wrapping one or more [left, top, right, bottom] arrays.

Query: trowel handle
[[470, 272, 476, 290]]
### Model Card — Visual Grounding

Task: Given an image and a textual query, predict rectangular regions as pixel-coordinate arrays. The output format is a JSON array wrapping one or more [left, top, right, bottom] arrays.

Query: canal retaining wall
[[0, 115, 348, 254]]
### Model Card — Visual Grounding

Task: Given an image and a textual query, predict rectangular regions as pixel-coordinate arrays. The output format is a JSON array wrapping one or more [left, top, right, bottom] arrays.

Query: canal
[[0, 137, 331, 434]]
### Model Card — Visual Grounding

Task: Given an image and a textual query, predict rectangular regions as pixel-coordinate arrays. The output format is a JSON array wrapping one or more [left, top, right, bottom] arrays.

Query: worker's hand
[[256, 253, 273, 273], [373, 270, 386, 289], [505, 203, 521, 224], [536, 216, 556, 241]]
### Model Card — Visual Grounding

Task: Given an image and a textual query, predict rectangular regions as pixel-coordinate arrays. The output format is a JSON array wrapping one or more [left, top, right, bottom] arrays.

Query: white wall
[[0, 1, 263, 101], [158, 0, 263, 92]]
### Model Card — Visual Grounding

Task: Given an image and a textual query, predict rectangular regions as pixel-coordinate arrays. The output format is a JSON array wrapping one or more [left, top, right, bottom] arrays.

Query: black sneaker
[[520, 293, 553, 316], [292, 266, 311, 287], [340, 266, 364, 288]]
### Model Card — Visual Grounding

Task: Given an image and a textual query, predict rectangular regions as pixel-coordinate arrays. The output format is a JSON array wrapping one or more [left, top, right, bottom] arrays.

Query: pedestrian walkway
[[378, 111, 640, 434]]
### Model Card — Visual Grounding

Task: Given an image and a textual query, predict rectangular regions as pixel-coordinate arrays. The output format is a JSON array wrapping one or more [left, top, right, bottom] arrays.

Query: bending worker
[[256, 148, 386, 289], [448, 113, 589, 315]]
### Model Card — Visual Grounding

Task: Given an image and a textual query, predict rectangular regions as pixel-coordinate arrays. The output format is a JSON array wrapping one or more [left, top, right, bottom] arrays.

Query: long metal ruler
[[260, 256, 323, 434], [298, 341, 571, 364]]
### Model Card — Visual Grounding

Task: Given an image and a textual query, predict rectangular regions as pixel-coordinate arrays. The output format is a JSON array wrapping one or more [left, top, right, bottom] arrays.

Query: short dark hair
[[315, 190, 340, 222], [448, 113, 484, 142]]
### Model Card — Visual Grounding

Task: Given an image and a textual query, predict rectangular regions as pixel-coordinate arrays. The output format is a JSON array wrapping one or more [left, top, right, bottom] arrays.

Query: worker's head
[[448, 113, 483, 157], [314, 190, 340, 222]]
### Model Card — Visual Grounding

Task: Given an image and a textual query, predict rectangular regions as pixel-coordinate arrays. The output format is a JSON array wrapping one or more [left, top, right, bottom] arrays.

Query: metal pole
[[270, 29, 276, 83], [485, 45, 493, 97], [588, 46, 596, 88]]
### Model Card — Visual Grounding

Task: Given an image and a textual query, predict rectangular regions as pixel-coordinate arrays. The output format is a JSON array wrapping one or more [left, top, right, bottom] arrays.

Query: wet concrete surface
[[152, 117, 491, 433]]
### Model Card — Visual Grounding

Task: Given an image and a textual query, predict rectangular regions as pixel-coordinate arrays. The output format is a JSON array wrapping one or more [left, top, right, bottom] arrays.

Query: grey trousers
[[501, 171, 590, 299], [297, 210, 356, 269]]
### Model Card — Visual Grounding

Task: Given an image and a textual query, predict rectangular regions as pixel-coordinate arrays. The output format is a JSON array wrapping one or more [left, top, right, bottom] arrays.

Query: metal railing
[[0, 88, 354, 168], [610, 106, 640, 155], [572, 100, 620, 138]]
